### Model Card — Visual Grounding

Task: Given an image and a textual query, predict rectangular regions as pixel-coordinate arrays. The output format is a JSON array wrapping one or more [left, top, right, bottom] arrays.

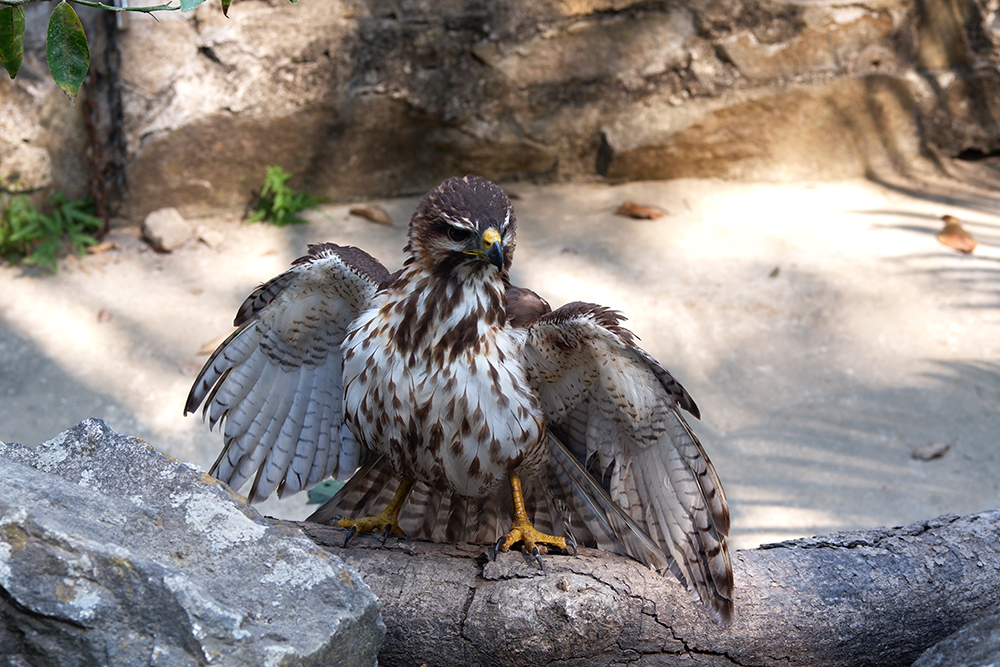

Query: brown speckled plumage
[[186, 175, 734, 624]]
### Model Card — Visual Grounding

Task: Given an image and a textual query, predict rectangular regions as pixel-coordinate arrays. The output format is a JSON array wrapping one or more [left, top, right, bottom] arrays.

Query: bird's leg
[[338, 476, 414, 547], [494, 474, 571, 569]]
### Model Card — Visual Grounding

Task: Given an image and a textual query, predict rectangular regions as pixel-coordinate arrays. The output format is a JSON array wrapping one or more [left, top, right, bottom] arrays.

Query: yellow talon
[[336, 512, 403, 536], [337, 477, 413, 545], [494, 475, 571, 568]]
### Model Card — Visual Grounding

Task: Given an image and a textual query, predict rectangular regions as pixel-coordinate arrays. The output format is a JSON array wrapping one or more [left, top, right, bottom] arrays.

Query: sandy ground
[[1, 174, 998, 551]]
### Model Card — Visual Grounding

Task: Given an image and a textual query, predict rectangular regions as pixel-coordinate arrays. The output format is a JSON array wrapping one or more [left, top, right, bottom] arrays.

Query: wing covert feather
[[185, 243, 388, 502]]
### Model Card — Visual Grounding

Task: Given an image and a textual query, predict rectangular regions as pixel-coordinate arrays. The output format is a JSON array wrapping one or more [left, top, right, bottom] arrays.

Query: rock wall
[[2, 0, 1000, 220]]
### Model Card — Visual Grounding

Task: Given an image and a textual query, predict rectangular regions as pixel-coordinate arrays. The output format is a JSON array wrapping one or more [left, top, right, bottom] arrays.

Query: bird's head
[[405, 175, 516, 278]]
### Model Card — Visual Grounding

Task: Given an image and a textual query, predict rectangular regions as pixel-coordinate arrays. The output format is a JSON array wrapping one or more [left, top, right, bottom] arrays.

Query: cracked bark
[[289, 509, 1000, 667]]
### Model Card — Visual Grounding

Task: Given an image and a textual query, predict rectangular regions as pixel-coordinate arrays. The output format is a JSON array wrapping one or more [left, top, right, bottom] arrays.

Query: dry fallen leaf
[[87, 240, 120, 254], [912, 442, 950, 461], [937, 215, 977, 254], [615, 201, 665, 220], [198, 330, 235, 355], [350, 205, 393, 227]]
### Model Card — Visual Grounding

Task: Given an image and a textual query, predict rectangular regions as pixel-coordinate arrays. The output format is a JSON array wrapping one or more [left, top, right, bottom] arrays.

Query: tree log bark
[[289, 510, 1000, 667]]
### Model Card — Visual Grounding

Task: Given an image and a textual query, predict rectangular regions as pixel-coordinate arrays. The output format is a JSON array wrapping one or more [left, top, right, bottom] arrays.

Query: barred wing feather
[[523, 302, 734, 625], [184, 243, 390, 502]]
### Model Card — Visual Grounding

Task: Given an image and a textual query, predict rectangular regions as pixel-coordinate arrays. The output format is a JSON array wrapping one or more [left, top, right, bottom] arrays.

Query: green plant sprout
[[0, 192, 103, 272], [247, 166, 326, 227]]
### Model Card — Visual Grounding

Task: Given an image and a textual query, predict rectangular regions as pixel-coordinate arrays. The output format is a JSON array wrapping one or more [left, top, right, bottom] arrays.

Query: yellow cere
[[482, 228, 501, 247]]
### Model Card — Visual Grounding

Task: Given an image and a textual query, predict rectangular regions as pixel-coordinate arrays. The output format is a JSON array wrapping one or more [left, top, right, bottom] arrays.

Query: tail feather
[[308, 457, 507, 544], [307, 455, 396, 525], [308, 434, 667, 568], [544, 435, 673, 572]]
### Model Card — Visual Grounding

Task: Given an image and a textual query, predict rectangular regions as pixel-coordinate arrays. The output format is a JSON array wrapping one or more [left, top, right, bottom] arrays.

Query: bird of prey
[[185, 175, 734, 624]]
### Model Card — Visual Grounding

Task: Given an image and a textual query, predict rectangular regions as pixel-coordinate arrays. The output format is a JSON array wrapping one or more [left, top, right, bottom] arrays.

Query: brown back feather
[[235, 243, 389, 326]]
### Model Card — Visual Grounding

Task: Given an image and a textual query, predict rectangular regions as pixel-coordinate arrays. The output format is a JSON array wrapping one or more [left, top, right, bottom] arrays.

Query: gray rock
[[0, 59, 88, 202], [143, 207, 193, 252], [912, 609, 1000, 667], [598, 74, 927, 182], [0, 419, 383, 667], [196, 225, 225, 249], [0, 144, 52, 193], [472, 9, 694, 87]]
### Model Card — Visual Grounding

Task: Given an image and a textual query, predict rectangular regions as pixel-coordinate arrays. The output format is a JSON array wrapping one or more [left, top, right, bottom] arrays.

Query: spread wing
[[185, 243, 390, 503], [523, 301, 734, 625]]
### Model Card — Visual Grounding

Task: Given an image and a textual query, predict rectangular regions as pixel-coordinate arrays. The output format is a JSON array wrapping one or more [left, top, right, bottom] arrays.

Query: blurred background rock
[[5, 0, 1000, 219]]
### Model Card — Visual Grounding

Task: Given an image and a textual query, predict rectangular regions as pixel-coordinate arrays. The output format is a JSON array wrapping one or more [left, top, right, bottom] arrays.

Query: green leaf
[[46, 2, 90, 103], [220, 0, 231, 17], [24, 236, 61, 272], [60, 198, 103, 231], [180, 0, 209, 12], [8, 212, 43, 243], [306, 479, 345, 505], [0, 6, 25, 79]]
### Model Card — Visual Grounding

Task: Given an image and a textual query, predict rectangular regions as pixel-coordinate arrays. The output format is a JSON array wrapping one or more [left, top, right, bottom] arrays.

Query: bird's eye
[[448, 227, 473, 243]]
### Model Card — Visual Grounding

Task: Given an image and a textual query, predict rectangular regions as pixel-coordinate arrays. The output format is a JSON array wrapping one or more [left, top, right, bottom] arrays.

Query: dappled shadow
[[889, 253, 1000, 309], [849, 176, 1000, 309], [0, 315, 135, 447], [709, 355, 1000, 547], [868, 168, 1000, 221], [923, 358, 1000, 400], [506, 179, 1000, 548], [0, 238, 330, 521], [692, 285, 1000, 546]]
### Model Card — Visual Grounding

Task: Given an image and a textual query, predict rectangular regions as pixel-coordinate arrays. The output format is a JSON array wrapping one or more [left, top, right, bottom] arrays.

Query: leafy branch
[[0, 0, 293, 101], [56, 0, 177, 12], [0, 0, 173, 8]]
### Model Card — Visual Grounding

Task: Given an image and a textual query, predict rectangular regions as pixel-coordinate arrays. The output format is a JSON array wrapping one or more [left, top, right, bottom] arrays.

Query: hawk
[[186, 176, 734, 624]]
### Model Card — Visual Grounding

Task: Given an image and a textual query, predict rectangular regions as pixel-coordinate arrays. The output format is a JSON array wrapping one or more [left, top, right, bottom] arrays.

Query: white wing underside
[[185, 244, 388, 502]]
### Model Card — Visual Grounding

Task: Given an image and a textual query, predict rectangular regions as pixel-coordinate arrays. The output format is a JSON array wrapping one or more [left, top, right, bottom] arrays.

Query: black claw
[[381, 523, 393, 545], [532, 546, 544, 571], [342, 525, 358, 547], [491, 536, 505, 561], [565, 534, 578, 557]]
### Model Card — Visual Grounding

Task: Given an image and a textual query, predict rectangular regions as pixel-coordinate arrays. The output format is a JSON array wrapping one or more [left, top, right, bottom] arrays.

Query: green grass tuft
[[0, 192, 103, 272], [247, 166, 326, 227]]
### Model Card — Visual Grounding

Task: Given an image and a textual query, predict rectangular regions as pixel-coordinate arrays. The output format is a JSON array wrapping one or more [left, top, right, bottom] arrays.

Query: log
[[289, 510, 1000, 667]]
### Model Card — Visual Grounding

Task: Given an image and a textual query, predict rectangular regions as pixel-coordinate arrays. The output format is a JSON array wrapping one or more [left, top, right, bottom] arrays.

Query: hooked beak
[[481, 228, 503, 270], [464, 228, 503, 270]]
